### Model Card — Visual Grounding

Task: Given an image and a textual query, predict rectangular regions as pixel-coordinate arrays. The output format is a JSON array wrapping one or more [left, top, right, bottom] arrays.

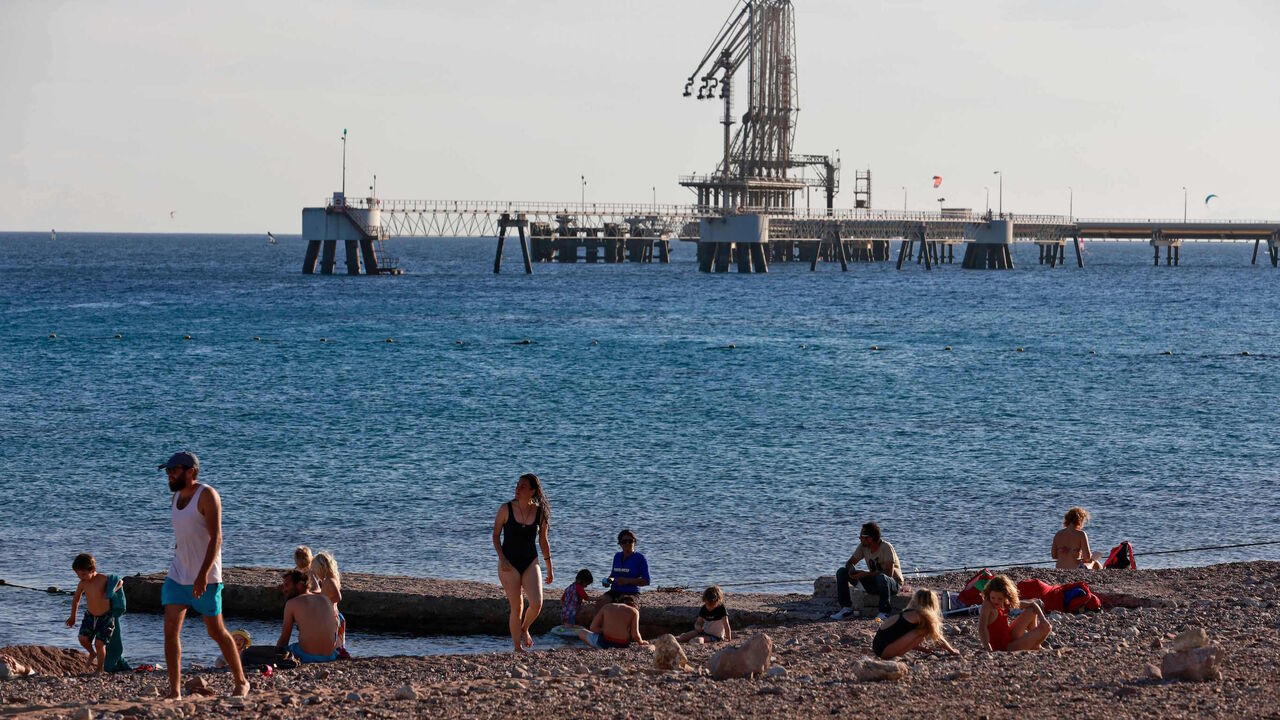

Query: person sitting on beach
[[677, 585, 732, 644], [492, 473, 554, 653], [831, 522, 904, 620], [294, 546, 315, 589], [312, 551, 346, 652], [1052, 507, 1102, 570], [978, 575, 1052, 652], [561, 569, 594, 628], [216, 630, 251, 668], [65, 553, 123, 672], [576, 595, 648, 650], [275, 570, 340, 663], [595, 529, 649, 614], [871, 589, 960, 659]]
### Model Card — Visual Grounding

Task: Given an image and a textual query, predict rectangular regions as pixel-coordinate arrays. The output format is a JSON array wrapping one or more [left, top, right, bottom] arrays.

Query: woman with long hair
[[491, 473, 554, 652], [871, 588, 959, 659]]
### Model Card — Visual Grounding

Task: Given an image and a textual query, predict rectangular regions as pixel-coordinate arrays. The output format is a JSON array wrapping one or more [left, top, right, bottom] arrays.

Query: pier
[[299, 0, 1280, 275]]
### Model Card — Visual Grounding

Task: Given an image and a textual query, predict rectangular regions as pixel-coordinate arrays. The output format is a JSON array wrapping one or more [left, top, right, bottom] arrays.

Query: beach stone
[[653, 634, 690, 672], [345, 691, 363, 703], [182, 677, 214, 697], [394, 684, 418, 701], [72, 707, 92, 720], [1161, 644, 1223, 682], [765, 665, 787, 679], [854, 657, 907, 682], [1171, 628, 1209, 652], [606, 665, 624, 678], [511, 666, 532, 679], [708, 634, 773, 680], [1144, 663, 1162, 680]]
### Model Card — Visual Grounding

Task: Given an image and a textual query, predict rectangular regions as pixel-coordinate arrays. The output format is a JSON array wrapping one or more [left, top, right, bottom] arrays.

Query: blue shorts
[[161, 578, 223, 617], [586, 632, 629, 650], [79, 612, 116, 643], [288, 642, 339, 663]]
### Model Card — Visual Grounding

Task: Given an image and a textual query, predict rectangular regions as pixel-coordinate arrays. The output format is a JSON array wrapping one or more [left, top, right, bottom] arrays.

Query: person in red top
[[978, 575, 1052, 652]]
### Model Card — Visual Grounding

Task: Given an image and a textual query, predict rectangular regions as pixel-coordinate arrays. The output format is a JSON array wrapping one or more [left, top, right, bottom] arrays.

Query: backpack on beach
[[1103, 541, 1136, 570], [957, 568, 995, 607]]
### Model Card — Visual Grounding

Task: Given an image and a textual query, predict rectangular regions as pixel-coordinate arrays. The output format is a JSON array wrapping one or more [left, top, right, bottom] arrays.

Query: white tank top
[[167, 484, 222, 585]]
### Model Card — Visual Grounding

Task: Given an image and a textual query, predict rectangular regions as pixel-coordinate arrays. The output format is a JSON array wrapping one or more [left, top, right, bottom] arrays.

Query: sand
[[2, 561, 1277, 719]]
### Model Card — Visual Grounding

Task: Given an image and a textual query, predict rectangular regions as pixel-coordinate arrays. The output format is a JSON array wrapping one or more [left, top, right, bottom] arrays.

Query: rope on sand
[[714, 538, 1280, 589]]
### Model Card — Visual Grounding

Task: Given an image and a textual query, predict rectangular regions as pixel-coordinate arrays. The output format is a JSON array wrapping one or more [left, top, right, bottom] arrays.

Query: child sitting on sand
[[64, 553, 122, 672], [561, 569, 593, 627], [216, 630, 252, 668], [295, 545, 316, 589], [1052, 507, 1103, 569], [576, 595, 647, 650], [678, 586, 732, 644], [979, 575, 1052, 652], [312, 551, 346, 651], [871, 588, 960, 659]]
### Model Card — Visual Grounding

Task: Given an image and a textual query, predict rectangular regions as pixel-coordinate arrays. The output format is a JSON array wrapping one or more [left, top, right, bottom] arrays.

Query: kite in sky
[[169, 211, 175, 219], [932, 176, 943, 188], [1204, 194, 1219, 205]]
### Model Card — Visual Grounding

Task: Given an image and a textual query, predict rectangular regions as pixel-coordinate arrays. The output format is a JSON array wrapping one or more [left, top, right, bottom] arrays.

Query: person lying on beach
[[275, 570, 340, 663], [871, 589, 960, 659], [65, 553, 123, 672], [678, 585, 732, 644], [312, 551, 346, 652], [978, 575, 1052, 652], [576, 595, 648, 650], [1052, 507, 1102, 570], [831, 521, 904, 620], [216, 630, 251, 668], [560, 569, 594, 628]]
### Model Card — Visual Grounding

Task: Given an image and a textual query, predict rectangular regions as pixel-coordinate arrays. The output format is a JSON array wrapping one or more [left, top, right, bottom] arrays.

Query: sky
[[4, 0, 1279, 233]]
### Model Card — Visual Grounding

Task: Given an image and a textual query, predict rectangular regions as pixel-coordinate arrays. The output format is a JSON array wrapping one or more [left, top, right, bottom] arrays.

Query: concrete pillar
[[303, 240, 322, 274], [320, 240, 337, 274]]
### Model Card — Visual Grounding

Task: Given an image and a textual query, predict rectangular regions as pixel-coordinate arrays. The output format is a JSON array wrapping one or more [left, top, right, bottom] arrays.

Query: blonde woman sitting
[[871, 588, 960, 659], [1052, 507, 1102, 570]]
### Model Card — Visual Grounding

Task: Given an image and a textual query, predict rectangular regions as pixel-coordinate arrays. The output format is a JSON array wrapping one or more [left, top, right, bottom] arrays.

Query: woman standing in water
[[492, 473, 554, 652]]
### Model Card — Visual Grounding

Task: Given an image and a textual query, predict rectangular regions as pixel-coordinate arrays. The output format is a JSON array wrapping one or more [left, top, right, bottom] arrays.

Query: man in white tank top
[[158, 451, 249, 698]]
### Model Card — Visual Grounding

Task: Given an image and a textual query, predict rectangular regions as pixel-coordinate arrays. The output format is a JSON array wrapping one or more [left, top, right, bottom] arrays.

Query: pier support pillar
[[303, 240, 322, 274], [697, 242, 715, 272], [494, 213, 532, 274], [1074, 233, 1084, 268], [344, 239, 361, 275], [359, 239, 380, 275], [960, 219, 1013, 270], [750, 243, 768, 273], [714, 242, 732, 272], [320, 240, 337, 275]]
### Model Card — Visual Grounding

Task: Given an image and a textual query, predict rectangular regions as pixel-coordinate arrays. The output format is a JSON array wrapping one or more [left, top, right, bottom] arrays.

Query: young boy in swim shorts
[[65, 553, 122, 672]]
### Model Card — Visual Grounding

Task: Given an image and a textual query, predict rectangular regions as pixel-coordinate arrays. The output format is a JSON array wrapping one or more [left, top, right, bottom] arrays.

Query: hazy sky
[[5, 1, 1279, 232]]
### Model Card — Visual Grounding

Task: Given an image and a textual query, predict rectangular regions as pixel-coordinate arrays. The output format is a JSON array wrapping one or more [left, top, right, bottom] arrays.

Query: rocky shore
[[3, 562, 1277, 719]]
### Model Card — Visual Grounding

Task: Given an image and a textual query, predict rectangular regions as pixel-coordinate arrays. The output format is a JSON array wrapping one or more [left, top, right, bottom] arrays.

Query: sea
[[1, 232, 1277, 662]]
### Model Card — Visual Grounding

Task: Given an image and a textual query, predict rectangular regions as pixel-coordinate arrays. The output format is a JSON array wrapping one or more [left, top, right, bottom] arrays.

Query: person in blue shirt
[[595, 529, 649, 614]]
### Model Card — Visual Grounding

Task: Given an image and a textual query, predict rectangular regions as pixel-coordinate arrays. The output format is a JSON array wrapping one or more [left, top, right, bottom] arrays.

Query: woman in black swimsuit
[[491, 473, 554, 653], [871, 589, 960, 659]]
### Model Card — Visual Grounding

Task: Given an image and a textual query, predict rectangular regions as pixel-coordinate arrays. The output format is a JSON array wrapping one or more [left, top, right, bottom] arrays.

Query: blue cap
[[159, 450, 199, 470]]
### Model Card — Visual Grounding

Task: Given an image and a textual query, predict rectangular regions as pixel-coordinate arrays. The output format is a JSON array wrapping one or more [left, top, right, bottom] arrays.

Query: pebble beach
[[2, 561, 1277, 719]]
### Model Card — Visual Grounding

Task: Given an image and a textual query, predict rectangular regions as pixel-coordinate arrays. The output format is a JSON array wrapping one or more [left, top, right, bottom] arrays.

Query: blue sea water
[[1, 232, 1277, 658]]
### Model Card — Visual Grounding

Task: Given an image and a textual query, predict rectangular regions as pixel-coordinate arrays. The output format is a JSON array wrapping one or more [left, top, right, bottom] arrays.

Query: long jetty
[[300, 194, 1280, 275]]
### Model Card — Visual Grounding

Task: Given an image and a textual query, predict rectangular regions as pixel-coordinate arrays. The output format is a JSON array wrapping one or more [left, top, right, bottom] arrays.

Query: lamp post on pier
[[581, 175, 587, 207], [985, 186, 990, 214], [993, 170, 1003, 217], [1068, 186, 1073, 222], [340, 128, 347, 202], [937, 197, 946, 216], [652, 186, 656, 213], [902, 186, 907, 213], [1182, 186, 1188, 223]]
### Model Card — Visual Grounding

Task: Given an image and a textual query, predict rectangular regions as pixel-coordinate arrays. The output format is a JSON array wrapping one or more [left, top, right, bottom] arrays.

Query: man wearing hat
[[159, 451, 249, 698]]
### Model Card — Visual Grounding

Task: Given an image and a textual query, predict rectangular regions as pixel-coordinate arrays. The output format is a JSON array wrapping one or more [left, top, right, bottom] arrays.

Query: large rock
[[652, 634, 690, 672], [1161, 644, 1223, 682], [1170, 627, 1208, 652], [854, 657, 907, 682], [708, 634, 772, 680]]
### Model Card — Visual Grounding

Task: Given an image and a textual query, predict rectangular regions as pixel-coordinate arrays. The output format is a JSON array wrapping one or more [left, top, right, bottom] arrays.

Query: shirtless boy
[[1051, 507, 1102, 570], [65, 553, 122, 672], [576, 595, 648, 650]]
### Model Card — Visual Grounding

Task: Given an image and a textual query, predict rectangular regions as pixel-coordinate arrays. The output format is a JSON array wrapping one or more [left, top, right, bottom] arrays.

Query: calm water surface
[[1, 233, 1276, 655]]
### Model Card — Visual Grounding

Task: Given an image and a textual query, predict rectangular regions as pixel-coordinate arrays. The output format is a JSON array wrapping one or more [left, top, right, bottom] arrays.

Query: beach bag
[[1103, 541, 1136, 570], [1060, 582, 1102, 613], [957, 568, 995, 607]]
